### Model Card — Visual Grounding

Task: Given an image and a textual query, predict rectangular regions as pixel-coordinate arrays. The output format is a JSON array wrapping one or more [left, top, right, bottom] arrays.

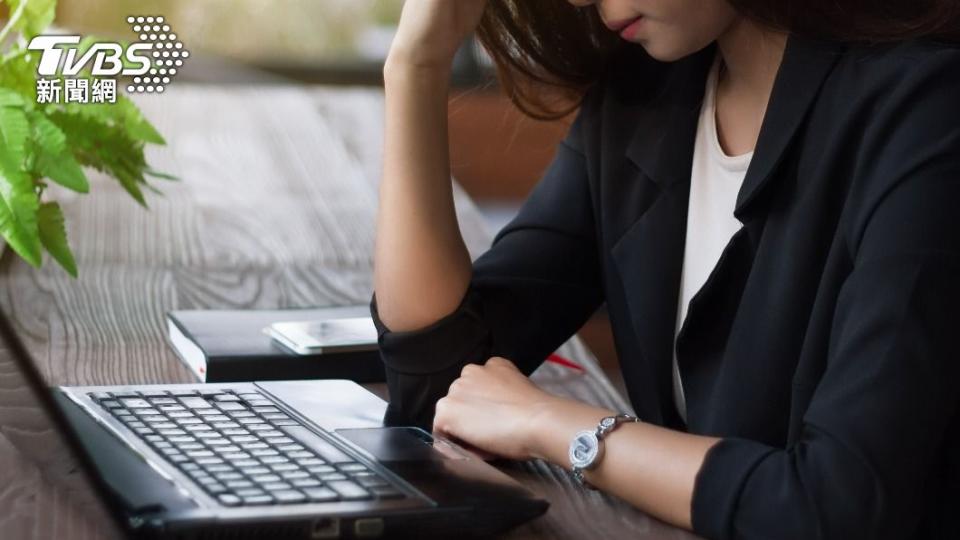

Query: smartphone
[[264, 317, 378, 355]]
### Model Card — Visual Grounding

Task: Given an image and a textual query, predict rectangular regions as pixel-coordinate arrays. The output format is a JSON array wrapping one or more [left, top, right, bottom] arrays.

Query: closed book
[[165, 306, 384, 383]]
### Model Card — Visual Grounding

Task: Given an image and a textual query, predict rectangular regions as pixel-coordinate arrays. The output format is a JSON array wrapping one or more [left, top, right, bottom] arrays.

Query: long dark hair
[[475, 0, 960, 120]]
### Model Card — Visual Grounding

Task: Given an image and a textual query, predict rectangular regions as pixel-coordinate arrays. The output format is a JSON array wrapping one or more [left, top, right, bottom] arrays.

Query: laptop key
[[214, 394, 242, 402], [243, 495, 275, 505], [177, 443, 205, 452], [119, 399, 152, 408], [246, 400, 273, 407], [252, 406, 280, 414], [278, 426, 352, 463], [272, 490, 307, 504], [292, 478, 322, 488], [265, 437, 295, 445], [369, 486, 404, 500], [239, 442, 268, 451], [251, 474, 282, 484], [217, 494, 241, 506], [158, 405, 186, 412], [217, 402, 245, 411], [206, 483, 228, 494], [180, 397, 213, 409], [303, 487, 339, 502], [319, 473, 347, 482], [263, 482, 293, 491], [205, 438, 231, 446], [99, 400, 122, 409], [327, 480, 371, 501], [226, 480, 255, 490]]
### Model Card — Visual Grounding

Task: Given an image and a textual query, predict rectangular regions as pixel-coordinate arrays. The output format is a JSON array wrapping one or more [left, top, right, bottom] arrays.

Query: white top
[[672, 53, 754, 423]]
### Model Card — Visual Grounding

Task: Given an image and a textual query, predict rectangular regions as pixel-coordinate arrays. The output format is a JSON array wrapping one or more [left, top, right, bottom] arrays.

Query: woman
[[370, 1, 960, 538]]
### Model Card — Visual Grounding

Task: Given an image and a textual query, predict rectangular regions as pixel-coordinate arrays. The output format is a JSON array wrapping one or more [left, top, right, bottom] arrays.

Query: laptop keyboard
[[87, 389, 405, 507]]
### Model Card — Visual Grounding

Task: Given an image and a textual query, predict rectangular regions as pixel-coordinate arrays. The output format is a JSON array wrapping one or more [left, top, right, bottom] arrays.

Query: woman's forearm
[[374, 60, 472, 332], [528, 399, 721, 530]]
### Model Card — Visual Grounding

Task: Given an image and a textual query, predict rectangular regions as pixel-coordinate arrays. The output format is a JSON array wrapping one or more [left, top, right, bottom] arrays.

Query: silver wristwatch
[[568, 413, 640, 488]]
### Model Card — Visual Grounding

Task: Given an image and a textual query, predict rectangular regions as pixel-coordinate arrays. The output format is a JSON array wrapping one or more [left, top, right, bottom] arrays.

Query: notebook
[[166, 306, 384, 383]]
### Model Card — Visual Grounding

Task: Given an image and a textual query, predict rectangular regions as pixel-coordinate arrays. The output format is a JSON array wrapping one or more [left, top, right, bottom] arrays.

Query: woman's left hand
[[432, 356, 563, 461]]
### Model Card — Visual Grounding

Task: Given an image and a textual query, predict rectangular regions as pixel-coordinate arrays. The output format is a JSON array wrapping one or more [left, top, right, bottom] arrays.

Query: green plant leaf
[[145, 168, 179, 181], [0, 147, 41, 267], [64, 96, 166, 145], [27, 110, 89, 192], [0, 49, 40, 102], [0, 103, 29, 168], [36, 201, 77, 277], [0, 87, 27, 107], [48, 109, 149, 206], [6, 0, 57, 41]]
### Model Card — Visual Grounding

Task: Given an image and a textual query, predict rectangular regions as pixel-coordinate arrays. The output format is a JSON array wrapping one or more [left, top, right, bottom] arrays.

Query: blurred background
[[56, 0, 623, 395]]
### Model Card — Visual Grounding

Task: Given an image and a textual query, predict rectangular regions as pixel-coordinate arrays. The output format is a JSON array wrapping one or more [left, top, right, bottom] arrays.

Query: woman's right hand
[[387, 0, 490, 71]]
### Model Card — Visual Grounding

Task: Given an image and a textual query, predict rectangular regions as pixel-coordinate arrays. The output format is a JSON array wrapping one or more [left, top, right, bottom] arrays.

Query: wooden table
[[0, 84, 698, 540]]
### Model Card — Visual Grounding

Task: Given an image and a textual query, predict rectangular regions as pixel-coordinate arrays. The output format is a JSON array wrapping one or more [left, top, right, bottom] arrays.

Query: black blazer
[[369, 34, 960, 540]]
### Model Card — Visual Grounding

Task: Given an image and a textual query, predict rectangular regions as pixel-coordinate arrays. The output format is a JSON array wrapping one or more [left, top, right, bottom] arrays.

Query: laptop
[[0, 307, 549, 538]]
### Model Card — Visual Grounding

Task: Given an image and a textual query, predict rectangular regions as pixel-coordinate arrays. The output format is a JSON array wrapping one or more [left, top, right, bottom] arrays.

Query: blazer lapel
[[610, 35, 844, 425], [733, 34, 845, 221], [611, 44, 715, 426]]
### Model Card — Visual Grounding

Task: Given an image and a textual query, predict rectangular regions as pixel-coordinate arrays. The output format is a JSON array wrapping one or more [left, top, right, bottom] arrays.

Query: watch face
[[569, 430, 600, 469]]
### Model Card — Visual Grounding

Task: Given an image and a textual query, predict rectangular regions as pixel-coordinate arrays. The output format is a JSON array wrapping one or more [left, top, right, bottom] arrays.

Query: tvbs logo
[[27, 15, 189, 104]]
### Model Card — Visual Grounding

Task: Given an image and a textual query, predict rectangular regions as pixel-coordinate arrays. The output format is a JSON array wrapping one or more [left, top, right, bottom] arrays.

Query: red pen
[[547, 353, 585, 372]]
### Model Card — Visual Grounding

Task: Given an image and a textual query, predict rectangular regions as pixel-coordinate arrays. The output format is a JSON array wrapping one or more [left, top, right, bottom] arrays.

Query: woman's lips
[[618, 16, 645, 40], [606, 15, 643, 32]]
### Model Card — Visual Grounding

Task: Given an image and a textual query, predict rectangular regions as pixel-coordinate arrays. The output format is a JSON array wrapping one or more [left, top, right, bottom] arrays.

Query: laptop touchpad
[[336, 427, 467, 461]]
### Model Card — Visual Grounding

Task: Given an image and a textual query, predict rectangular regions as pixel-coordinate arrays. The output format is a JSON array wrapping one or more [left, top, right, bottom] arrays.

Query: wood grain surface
[[0, 84, 700, 540]]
